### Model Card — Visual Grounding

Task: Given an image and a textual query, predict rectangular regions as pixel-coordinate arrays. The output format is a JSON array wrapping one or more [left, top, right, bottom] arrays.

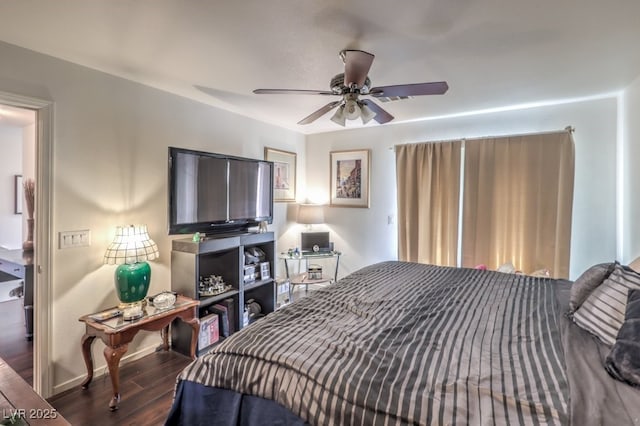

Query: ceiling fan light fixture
[[252, 49, 448, 126], [330, 105, 346, 126], [344, 99, 361, 120], [360, 103, 376, 124]]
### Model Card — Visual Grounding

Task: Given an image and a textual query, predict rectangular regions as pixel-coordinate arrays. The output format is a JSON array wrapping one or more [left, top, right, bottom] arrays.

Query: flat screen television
[[168, 147, 274, 235]]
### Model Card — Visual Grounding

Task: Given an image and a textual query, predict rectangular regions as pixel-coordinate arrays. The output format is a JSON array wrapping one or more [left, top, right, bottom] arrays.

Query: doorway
[[0, 104, 36, 384], [0, 91, 53, 397]]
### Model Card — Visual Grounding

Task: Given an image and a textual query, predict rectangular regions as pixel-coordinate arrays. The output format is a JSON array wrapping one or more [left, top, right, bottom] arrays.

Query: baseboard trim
[[51, 344, 158, 396]]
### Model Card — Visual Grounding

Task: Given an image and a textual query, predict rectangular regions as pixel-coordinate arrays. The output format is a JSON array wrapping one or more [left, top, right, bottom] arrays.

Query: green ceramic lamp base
[[114, 261, 152, 308]]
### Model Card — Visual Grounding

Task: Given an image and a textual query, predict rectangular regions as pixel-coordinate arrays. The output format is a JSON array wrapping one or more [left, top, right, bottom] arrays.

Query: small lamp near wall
[[104, 224, 159, 320], [297, 203, 325, 230]]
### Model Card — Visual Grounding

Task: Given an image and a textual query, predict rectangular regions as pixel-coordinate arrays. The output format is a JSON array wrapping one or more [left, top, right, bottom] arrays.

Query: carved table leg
[[185, 317, 200, 359], [156, 325, 170, 352], [80, 334, 96, 389], [103, 344, 128, 411]]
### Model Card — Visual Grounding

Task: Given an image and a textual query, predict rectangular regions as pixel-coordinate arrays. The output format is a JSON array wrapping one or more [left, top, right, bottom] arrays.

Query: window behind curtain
[[395, 131, 574, 278], [395, 141, 462, 266], [462, 132, 575, 278]]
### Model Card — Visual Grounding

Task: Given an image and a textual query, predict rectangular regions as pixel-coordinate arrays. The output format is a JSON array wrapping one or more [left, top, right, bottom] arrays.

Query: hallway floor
[[0, 297, 33, 385]]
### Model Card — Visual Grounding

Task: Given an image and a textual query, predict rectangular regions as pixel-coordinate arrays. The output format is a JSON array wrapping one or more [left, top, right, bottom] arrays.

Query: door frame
[[0, 90, 53, 397]]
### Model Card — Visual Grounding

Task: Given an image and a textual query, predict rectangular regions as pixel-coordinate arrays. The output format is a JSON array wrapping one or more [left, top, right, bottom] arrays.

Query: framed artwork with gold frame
[[265, 147, 296, 202], [330, 149, 370, 208]]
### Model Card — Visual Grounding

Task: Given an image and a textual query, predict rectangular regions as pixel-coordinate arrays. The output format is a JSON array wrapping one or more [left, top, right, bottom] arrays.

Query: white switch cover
[[59, 230, 91, 249]]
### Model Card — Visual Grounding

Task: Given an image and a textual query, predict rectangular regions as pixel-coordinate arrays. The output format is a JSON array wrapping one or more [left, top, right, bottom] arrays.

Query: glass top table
[[78, 295, 200, 411], [80, 296, 196, 331], [279, 251, 342, 285]]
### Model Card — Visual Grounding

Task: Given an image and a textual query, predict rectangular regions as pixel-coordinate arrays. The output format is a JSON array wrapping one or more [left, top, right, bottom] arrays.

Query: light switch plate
[[59, 230, 91, 249]]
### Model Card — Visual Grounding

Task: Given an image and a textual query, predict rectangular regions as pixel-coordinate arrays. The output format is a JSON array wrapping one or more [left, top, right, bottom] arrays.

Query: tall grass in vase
[[23, 178, 35, 251]]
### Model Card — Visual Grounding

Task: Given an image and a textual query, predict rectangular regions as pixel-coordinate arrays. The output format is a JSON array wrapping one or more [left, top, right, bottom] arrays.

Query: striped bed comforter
[[177, 261, 569, 425]]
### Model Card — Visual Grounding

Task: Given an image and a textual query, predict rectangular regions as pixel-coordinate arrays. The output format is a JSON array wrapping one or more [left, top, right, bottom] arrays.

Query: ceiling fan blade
[[297, 101, 342, 125], [254, 89, 336, 95], [370, 81, 449, 98], [361, 99, 394, 124], [342, 50, 375, 88]]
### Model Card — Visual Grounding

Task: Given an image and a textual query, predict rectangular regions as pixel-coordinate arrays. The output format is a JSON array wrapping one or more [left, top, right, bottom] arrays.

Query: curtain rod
[[460, 126, 575, 142], [389, 126, 575, 151]]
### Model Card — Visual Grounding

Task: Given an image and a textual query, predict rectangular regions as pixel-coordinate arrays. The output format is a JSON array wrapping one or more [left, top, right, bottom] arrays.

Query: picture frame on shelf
[[330, 149, 370, 208], [260, 262, 271, 280], [198, 314, 220, 349], [264, 147, 296, 202]]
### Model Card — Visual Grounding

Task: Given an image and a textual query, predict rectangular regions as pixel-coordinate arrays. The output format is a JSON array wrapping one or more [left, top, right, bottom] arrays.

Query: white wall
[[623, 75, 640, 262], [0, 41, 305, 393], [0, 126, 23, 249], [0, 36, 632, 394], [306, 97, 619, 280]]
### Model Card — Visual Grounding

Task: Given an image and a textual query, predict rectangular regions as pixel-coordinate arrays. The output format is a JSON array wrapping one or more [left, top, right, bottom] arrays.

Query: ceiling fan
[[253, 49, 448, 126]]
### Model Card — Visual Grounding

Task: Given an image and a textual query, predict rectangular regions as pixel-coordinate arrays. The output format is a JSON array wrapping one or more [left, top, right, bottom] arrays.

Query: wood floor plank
[[48, 350, 191, 426], [0, 299, 33, 386]]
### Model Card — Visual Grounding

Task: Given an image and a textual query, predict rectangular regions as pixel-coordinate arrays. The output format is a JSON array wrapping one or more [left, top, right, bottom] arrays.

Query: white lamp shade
[[330, 106, 346, 126], [104, 224, 159, 265], [360, 103, 377, 124], [344, 99, 361, 120], [297, 204, 325, 225]]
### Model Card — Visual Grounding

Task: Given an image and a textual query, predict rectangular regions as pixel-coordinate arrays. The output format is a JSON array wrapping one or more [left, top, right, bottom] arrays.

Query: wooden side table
[[78, 295, 199, 411]]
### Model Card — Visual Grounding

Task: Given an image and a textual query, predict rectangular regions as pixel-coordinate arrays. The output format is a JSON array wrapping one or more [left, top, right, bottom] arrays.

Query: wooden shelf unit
[[170, 232, 276, 356]]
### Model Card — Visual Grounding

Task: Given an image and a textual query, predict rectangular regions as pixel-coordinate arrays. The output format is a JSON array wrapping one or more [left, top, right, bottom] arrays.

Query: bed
[[165, 261, 640, 425]]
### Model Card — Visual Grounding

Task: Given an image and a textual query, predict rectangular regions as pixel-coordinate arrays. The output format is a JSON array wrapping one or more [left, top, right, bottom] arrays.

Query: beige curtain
[[461, 131, 575, 278], [396, 141, 462, 266]]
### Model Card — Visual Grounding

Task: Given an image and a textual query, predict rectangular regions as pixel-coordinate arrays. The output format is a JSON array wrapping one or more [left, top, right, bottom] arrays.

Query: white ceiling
[[0, 0, 639, 134]]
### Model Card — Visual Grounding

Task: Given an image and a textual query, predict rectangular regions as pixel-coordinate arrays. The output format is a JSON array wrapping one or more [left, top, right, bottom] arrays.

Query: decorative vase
[[23, 218, 34, 251], [114, 261, 152, 305]]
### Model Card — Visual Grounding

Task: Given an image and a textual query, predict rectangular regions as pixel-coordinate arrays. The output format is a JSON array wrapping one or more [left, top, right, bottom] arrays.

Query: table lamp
[[298, 203, 328, 254], [104, 224, 159, 320], [297, 203, 324, 230]]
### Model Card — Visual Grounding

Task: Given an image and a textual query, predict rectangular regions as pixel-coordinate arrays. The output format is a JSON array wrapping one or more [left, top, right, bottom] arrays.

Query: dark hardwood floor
[[48, 288, 315, 424], [0, 298, 33, 385], [0, 296, 191, 424], [47, 350, 192, 425], [0, 289, 321, 425]]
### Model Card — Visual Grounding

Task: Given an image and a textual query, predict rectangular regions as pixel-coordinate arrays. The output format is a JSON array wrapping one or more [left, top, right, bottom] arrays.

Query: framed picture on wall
[[14, 175, 22, 214], [330, 149, 370, 208], [264, 147, 296, 202]]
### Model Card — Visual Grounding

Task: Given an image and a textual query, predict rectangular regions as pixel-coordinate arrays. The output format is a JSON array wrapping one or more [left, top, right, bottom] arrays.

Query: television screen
[[168, 147, 273, 235], [172, 152, 228, 225], [228, 159, 272, 220]]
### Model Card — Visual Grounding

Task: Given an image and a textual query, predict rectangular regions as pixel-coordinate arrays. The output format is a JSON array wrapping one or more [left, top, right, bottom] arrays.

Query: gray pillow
[[569, 262, 616, 312], [573, 263, 640, 346], [605, 289, 640, 387]]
